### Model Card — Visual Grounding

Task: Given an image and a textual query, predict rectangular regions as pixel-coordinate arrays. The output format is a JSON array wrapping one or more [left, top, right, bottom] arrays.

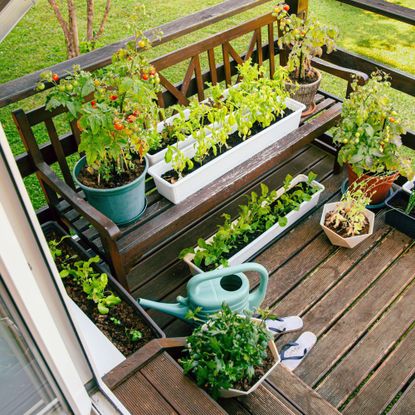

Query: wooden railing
[[0, 0, 275, 107]]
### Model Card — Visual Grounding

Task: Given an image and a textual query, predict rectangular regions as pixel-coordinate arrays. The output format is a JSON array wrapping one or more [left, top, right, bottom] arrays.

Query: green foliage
[[60, 256, 121, 314], [39, 7, 161, 186], [180, 172, 319, 269], [405, 190, 415, 215], [273, 3, 338, 82], [165, 60, 290, 178], [180, 304, 273, 399], [50, 238, 121, 315], [325, 180, 373, 237], [333, 72, 414, 179]]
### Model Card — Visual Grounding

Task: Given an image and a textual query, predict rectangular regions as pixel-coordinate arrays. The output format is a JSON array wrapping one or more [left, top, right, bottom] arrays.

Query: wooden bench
[[103, 337, 340, 415], [12, 2, 367, 290]]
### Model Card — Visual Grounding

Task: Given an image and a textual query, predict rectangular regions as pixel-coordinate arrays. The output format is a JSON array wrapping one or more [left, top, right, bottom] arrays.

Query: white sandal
[[265, 316, 303, 336], [280, 331, 317, 371]]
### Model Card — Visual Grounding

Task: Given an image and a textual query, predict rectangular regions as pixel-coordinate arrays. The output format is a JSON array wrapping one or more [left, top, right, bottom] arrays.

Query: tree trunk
[[86, 0, 94, 41], [67, 0, 80, 57]]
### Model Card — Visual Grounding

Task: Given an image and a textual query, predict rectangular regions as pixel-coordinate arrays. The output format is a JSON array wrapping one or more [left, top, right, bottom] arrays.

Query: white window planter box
[[183, 174, 324, 274], [148, 98, 305, 204]]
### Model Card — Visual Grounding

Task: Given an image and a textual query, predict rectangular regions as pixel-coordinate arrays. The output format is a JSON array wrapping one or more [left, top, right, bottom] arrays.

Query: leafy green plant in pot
[[332, 71, 414, 205], [273, 3, 338, 115], [320, 180, 375, 249], [180, 305, 280, 399], [39, 9, 161, 225]]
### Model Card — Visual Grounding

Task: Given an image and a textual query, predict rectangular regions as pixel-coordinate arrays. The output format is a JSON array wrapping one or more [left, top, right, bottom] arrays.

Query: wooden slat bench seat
[[11, 3, 368, 290]]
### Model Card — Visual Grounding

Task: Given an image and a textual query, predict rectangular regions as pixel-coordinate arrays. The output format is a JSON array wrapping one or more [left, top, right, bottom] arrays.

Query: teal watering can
[[138, 263, 268, 323]]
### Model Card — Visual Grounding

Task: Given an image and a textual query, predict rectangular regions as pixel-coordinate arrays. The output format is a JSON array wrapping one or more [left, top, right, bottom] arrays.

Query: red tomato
[[52, 73, 59, 82]]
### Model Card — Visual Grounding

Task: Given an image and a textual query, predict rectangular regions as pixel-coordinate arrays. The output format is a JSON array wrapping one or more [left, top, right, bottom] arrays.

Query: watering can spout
[[138, 297, 189, 320]]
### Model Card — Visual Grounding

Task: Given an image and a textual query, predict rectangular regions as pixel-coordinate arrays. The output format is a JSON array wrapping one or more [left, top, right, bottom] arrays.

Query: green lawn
[[0, 0, 414, 209]]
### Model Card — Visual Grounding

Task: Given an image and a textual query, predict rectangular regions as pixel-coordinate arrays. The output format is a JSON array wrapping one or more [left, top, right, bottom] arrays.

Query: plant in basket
[[332, 71, 414, 204], [273, 3, 338, 113], [38, 7, 161, 225], [180, 305, 279, 399], [320, 180, 375, 249]]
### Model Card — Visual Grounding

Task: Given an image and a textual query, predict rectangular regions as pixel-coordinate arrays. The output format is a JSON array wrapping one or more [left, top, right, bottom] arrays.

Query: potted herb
[[148, 61, 305, 204], [181, 172, 324, 274], [332, 71, 414, 204], [38, 17, 161, 225], [43, 222, 163, 363], [273, 3, 338, 114], [385, 189, 415, 238], [180, 305, 280, 399], [320, 182, 375, 249]]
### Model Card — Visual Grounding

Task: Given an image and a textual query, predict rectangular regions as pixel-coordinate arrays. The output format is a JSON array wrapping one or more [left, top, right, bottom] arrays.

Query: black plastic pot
[[41, 221, 165, 340], [385, 191, 415, 239]]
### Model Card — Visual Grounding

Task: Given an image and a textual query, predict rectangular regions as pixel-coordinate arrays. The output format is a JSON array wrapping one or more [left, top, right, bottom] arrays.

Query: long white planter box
[[184, 174, 324, 274], [148, 98, 306, 204]]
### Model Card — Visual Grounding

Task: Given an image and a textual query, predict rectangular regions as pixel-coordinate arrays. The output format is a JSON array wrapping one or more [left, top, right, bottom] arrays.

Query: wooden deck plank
[[141, 352, 226, 415], [388, 377, 415, 415], [220, 399, 253, 415], [276, 230, 411, 353], [315, 262, 415, 407], [343, 327, 415, 415], [235, 384, 301, 415], [267, 365, 340, 415], [113, 371, 178, 415], [296, 242, 415, 390], [273, 221, 391, 317]]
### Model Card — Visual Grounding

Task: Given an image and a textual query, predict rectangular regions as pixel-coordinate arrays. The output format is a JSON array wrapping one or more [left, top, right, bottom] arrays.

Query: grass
[[0, 0, 414, 209]]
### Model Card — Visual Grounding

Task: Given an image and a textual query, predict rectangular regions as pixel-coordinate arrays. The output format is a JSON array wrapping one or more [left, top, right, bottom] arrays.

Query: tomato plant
[[273, 3, 338, 82], [39, 7, 161, 186], [333, 71, 414, 179]]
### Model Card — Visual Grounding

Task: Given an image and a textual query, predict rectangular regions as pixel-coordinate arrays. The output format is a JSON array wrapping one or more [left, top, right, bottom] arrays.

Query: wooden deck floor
[[134, 144, 415, 415]]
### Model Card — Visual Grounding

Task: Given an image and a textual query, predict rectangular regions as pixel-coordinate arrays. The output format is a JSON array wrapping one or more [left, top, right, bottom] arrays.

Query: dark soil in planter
[[162, 109, 293, 184], [233, 347, 275, 392], [50, 232, 155, 356], [78, 158, 145, 189], [387, 192, 415, 218], [324, 213, 370, 238], [200, 182, 315, 271]]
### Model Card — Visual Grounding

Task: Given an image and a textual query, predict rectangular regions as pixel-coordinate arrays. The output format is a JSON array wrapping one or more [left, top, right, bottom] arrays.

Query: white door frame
[[0, 124, 130, 414]]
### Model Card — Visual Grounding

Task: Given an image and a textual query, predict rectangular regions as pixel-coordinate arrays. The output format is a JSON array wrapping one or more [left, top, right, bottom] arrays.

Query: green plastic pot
[[73, 156, 148, 226]]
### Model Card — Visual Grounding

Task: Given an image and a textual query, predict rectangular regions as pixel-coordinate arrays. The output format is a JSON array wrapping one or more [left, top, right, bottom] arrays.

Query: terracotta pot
[[347, 165, 399, 205], [285, 69, 321, 115], [320, 202, 375, 249]]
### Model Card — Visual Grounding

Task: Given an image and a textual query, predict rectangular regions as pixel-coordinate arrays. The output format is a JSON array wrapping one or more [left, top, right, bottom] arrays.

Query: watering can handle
[[187, 263, 268, 308]]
